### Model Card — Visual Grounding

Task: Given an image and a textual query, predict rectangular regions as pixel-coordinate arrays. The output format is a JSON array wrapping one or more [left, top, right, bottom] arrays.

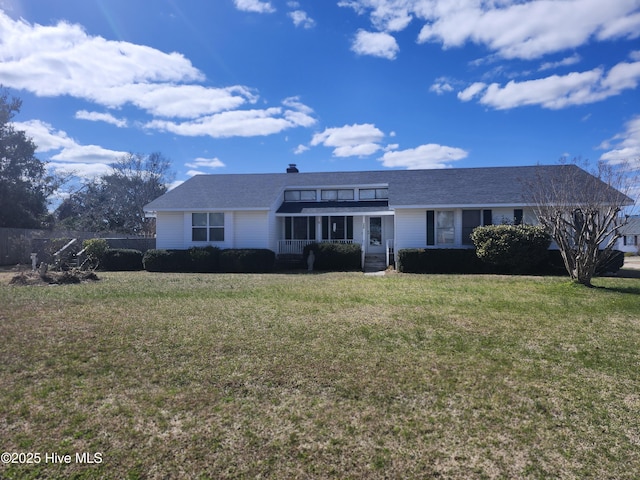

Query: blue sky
[[2, 0, 639, 189]]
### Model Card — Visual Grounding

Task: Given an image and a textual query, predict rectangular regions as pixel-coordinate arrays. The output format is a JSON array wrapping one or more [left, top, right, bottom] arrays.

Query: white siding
[[234, 211, 270, 249], [395, 209, 427, 250], [156, 212, 185, 249]]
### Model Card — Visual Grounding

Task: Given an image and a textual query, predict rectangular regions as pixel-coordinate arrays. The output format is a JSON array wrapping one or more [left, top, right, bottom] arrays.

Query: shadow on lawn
[[596, 268, 640, 295]]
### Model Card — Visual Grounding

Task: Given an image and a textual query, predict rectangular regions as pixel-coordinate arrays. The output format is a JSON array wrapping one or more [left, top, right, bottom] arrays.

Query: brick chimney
[[286, 164, 299, 173]]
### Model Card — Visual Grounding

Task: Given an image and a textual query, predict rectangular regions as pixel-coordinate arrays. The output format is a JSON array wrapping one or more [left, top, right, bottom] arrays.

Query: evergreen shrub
[[302, 242, 362, 271], [102, 249, 143, 271]]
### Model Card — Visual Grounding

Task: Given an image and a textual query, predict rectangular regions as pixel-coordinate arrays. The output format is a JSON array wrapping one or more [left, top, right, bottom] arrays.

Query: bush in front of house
[[219, 249, 275, 273], [471, 224, 551, 273], [82, 238, 109, 269], [143, 248, 209, 272], [397, 248, 488, 274], [596, 249, 624, 274], [102, 249, 144, 271], [143, 247, 273, 273], [188, 246, 221, 272], [302, 242, 362, 271]]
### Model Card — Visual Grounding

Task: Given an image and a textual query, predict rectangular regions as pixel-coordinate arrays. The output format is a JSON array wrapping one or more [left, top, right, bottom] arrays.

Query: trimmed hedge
[[597, 250, 624, 274], [219, 249, 275, 273], [302, 242, 362, 271], [397, 249, 489, 274], [397, 248, 623, 276], [471, 224, 551, 273], [143, 247, 274, 273], [102, 249, 144, 271]]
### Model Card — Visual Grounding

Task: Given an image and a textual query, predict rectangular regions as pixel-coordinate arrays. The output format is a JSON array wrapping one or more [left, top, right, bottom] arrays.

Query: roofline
[[275, 211, 394, 217], [144, 207, 272, 213], [389, 203, 531, 209]]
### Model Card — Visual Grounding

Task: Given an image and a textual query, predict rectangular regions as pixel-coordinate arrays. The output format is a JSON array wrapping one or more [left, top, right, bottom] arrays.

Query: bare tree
[[524, 159, 636, 287], [56, 152, 173, 236]]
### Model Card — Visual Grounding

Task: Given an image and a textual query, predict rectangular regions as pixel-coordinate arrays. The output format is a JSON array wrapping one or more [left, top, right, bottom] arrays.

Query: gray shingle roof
[[620, 216, 640, 235], [144, 165, 630, 212]]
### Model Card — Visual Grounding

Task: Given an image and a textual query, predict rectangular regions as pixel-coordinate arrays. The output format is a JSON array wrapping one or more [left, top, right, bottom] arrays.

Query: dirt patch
[[8, 270, 100, 286]]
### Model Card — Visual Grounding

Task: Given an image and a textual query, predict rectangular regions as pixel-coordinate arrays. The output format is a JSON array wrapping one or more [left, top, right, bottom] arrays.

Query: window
[[624, 235, 638, 246], [462, 210, 481, 245], [192, 213, 224, 242], [359, 188, 388, 200], [437, 211, 455, 244], [321, 189, 354, 201], [462, 209, 493, 245], [427, 210, 455, 245], [285, 216, 316, 240], [322, 216, 353, 240], [284, 190, 316, 201]]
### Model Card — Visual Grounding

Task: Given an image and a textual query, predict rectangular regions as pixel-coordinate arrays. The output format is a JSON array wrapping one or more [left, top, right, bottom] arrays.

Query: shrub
[[82, 238, 108, 269], [143, 249, 191, 272], [102, 249, 143, 271], [471, 224, 551, 273], [596, 250, 624, 275], [143, 247, 271, 273], [397, 249, 488, 274], [302, 242, 362, 271], [189, 246, 221, 272], [219, 249, 275, 273]]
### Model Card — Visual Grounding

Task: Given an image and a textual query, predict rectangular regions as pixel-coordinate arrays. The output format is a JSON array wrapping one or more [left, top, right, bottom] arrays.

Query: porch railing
[[278, 239, 354, 255]]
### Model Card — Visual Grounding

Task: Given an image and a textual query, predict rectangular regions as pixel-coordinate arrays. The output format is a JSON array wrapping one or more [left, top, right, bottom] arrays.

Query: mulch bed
[[8, 270, 100, 286]]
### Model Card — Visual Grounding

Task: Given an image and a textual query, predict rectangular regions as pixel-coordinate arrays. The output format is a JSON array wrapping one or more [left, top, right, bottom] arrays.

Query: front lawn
[[1, 272, 639, 479]]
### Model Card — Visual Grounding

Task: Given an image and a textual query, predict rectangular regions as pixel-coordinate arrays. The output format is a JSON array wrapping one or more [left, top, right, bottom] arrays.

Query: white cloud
[[12, 119, 127, 179], [429, 79, 454, 95], [310, 123, 385, 157], [457, 61, 640, 110], [47, 161, 113, 179], [294, 144, 310, 155], [599, 116, 640, 166], [75, 110, 127, 128], [539, 54, 582, 71], [185, 157, 226, 170], [340, 0, 640, 60], [146, 100, 316, 138], [351, 30, 399, 60], [379, 143, 468, 169], [233, 0, 275, 13], [0, 11, 317, 142], [457, 82, 487, 102], [288, 10, 316, 29], [0, 12, 202, 99], [339, 0, 413, 32]]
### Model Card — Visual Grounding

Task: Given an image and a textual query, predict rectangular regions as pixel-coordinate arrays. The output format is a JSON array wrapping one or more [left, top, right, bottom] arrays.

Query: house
[[618, 216, 640, 254], [143, 164, 624, 270]]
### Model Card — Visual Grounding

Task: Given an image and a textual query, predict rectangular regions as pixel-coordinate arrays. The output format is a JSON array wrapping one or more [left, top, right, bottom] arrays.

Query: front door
[[368, 217, 384, 253]]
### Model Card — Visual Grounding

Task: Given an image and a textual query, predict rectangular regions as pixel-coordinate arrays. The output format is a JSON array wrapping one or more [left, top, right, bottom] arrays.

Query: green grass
[[1, 271, 639, 479]]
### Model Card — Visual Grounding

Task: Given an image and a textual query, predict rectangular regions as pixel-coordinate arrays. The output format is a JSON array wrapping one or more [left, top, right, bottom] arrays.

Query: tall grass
[[1, 272, 639, 478]]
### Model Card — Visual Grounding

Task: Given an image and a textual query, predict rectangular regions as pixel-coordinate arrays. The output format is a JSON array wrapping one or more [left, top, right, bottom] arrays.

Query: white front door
[[368, 217, 384, 253]]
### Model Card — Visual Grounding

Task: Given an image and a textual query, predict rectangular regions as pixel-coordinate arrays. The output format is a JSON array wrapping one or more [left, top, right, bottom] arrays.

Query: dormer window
[[321, 189, 354, 201], [359, 188, 388, 200], [284, 190, 316, 201]]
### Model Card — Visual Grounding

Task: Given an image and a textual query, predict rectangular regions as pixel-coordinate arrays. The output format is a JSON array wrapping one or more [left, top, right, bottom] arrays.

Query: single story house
[[143, 164, 627, 269], [618, 216, 640, 254]]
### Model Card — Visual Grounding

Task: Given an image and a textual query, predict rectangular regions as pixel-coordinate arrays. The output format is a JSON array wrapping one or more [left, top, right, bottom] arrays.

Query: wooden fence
[[0, 228, 155, 266]]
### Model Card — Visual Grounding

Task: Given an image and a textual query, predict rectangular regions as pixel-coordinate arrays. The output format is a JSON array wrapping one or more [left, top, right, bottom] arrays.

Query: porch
[[277, 239, 354, 255]]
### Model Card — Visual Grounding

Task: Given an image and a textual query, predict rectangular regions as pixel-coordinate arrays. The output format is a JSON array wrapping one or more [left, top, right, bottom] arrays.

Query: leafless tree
[[523, 159, 637, 286]]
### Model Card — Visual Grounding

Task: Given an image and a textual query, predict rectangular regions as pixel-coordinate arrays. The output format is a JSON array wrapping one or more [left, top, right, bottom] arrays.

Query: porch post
[[362, 216, 367, 270]]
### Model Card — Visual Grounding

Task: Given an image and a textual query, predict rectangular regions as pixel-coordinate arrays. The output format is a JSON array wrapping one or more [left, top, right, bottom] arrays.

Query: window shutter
[[426, 211, 435, 246], [483, 209, 493, 226], [514, 209, 523, 225]]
